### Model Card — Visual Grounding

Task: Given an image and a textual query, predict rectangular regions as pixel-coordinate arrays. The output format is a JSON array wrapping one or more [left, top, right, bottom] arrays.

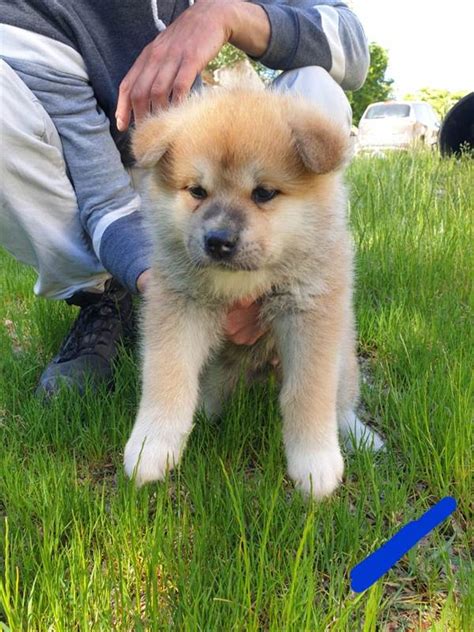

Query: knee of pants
[[1, 59, 63, 150], [272, 66, 353, 133]]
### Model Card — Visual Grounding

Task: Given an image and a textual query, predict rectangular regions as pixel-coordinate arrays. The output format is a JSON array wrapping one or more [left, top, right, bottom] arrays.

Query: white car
[[357, 101, 440, 151]]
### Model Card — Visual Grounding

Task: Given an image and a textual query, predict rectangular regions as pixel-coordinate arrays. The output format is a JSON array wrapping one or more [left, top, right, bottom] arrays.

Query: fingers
[[136, 269, 152, 294], [170, 59, 198, 105], [116, 49, 149, 131], [133, 57, 180, 119], [115, 2, 230, 131], [225, 302, 260, 335], [148, 54, 199, 111], [116, 79, 135, 132], [116, 53, 197, 129], [224, 301, 268, 346], [117, 45, 177, 129], [228, 327, 266, 346]]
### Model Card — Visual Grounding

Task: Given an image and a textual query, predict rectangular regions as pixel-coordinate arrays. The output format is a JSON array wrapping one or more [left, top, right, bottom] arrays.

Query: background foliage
[[403, 87, 469, 119], [206, 43, 277, 83], [347, 42, 394, 124]]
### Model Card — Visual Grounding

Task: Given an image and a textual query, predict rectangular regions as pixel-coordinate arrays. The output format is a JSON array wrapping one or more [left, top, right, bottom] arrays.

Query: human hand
[[139, 271, 266, 343], [115, 0, 269, 131], [137, 269, 152, 293], [224, 297, 268, 346], [115, 0, 235, 131]]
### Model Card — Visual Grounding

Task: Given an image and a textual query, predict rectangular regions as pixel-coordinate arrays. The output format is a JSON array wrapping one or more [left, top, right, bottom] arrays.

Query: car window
[[413, 104, 430, 125], [413, 104, 427, 124], [424, 105, 439, 125], [412, 104, 440, 126], [364, 104, 411, 119]]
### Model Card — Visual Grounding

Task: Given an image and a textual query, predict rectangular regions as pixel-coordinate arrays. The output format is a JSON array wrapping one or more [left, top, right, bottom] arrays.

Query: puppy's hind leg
[[339, 410, 385, 452], [337, 343, 385, 452], [199, 356, 240, 420]]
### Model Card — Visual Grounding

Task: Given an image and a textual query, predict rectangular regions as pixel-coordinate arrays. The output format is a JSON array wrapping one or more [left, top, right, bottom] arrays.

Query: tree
[[207, 43, 247, 73], [347, 42, 393, 125], [403, 87, 468, 119], [207, 44, 277, 84]]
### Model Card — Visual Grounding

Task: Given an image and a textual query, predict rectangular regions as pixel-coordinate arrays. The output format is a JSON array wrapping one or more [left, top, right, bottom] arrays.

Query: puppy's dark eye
[[188, 185, 208, 200], [252, 187, 279, 204]]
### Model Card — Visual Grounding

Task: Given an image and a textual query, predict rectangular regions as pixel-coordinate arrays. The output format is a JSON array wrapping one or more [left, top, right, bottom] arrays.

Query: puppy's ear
[[289, 101, 350, 174], [131, 114, 174, 167]]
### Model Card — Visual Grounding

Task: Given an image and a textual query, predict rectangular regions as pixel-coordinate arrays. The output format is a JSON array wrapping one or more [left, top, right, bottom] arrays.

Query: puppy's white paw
[[124, 424, 185, 486], [339, 411, 385, 453], [286, 442, 344, 499]]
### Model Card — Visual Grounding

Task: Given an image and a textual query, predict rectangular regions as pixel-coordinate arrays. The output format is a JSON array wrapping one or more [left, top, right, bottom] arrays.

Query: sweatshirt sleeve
[[3, 58, 151, 293], [251, 0, 369, 90]]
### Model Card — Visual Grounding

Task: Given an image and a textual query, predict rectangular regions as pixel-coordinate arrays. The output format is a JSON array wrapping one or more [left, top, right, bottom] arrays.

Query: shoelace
[[56, 295, 124, 363]]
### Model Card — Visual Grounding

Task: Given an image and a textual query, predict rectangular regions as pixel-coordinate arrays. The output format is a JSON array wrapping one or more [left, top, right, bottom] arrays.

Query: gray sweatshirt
[[1, 1, 369, 294]]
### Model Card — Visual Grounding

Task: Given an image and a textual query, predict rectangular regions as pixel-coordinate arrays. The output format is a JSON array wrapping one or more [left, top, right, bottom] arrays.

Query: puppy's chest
[[260, 282, 328, 321]]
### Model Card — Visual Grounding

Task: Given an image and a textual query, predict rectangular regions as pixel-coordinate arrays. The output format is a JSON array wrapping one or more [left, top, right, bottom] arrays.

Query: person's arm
[[116, 0, 368, 130], [5, 58, 151, 294], [115, 0, 268, 130], [247, 0, 369, 90]]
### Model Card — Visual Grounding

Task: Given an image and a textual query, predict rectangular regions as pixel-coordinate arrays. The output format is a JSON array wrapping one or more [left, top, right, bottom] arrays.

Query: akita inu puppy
[[124, 89, 383, 498]]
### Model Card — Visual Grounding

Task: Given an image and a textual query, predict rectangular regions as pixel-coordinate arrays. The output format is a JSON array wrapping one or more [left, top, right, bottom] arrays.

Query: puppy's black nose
[[204, 230, 238, 260]]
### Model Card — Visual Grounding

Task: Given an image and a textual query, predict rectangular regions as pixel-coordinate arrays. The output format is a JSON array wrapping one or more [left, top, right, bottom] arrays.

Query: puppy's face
[[133, 90, 349, 277]]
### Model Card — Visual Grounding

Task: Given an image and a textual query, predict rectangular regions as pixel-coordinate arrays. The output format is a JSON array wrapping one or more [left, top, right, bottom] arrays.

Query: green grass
[[1, 151, 473, 630]]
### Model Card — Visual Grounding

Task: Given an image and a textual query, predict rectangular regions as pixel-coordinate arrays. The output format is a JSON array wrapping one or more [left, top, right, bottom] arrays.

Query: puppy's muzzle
[[204, 229, 239, 261]]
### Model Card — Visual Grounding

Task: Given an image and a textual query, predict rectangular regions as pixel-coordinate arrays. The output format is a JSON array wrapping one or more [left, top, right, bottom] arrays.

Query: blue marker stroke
[[350, 496, 457, 593]]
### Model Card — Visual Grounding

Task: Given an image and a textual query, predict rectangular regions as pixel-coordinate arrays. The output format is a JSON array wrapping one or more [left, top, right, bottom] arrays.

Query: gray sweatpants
[[0, 60, 352, 299]]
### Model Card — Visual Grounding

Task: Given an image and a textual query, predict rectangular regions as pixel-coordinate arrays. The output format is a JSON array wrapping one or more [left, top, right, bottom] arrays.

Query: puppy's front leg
[[275, 300, 345, 499], [124, 287, 219, 485]]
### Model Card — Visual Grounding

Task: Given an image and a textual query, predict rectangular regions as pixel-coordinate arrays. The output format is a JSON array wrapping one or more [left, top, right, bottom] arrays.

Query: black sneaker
[[36, 279, 136, 397]]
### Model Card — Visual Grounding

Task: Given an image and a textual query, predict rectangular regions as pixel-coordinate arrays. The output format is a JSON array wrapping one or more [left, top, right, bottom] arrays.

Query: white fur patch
[[285, 440, 344, 499], [124, 408, 190, 485], [209, 268, 272, 301], [339, 410, 385, 452]]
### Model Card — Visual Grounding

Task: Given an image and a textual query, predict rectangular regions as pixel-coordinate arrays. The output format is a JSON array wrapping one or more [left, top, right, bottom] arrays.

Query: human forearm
[[5, 58, 151, 293], [249, 1, 369, 90], [225, 1, 271, 57], [219, 0, 369, 91]]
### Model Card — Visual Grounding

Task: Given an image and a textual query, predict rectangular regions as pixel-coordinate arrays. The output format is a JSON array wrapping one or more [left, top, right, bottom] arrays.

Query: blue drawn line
[[350, 496, 457, 593]]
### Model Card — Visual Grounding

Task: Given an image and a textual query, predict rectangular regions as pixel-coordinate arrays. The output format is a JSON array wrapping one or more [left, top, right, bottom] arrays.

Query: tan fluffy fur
[[124, 89, 381, 498]]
